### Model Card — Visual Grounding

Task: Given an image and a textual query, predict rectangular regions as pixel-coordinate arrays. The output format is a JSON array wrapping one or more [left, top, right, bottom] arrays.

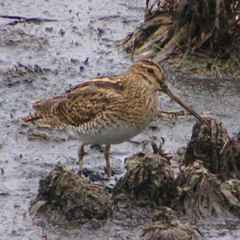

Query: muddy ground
[[0, 1, 240, 239]]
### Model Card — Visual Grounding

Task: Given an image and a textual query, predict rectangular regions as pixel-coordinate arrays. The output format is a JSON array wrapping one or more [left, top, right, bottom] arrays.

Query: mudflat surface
[[0, 1, 240, 239]]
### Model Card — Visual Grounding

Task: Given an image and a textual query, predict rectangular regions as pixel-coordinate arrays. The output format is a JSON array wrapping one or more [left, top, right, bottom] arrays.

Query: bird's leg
[[104, 144, 111, 177], [78, 144, 86, 172]]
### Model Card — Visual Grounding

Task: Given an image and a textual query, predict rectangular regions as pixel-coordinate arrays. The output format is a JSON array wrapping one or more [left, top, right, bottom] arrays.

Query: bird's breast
[[66, 87, 159, 145]]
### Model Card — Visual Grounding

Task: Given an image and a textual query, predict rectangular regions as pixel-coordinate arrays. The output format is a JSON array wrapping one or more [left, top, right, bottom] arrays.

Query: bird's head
[[129, 58, 166, 91], [128, 59, 208, 125]]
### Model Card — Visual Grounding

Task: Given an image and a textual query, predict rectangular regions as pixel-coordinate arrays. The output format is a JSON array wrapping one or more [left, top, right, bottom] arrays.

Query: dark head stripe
[[135, 59, 162, 72]]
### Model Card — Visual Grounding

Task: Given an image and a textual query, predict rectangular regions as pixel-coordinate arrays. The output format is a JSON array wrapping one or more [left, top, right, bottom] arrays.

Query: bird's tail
[[21, 112, 43, 122], [21, 98, 61, 127]]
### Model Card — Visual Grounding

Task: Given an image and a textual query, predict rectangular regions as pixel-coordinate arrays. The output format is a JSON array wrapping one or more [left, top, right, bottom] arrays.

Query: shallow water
[[0, 1, 240, 239]]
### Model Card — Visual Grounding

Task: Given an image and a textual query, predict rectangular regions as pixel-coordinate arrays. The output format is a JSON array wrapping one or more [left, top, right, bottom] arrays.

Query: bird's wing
[[22, 77, 124, 127]]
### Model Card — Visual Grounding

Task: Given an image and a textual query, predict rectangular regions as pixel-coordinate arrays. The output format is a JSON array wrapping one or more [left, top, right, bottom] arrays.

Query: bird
[[22, 59, 208, 176]]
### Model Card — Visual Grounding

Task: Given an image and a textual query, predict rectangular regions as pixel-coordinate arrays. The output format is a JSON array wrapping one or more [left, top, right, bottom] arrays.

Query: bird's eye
[[147, 68, 154, 74]]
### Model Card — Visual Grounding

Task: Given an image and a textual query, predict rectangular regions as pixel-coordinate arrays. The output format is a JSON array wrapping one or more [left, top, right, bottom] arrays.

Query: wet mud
[[0, 1, 240, 240]]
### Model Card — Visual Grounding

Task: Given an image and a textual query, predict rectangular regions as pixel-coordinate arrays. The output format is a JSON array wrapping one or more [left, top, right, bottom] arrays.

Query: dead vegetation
[[141, 208, 202, 240], [112, 120, 240, 221], [141, 207, 202, 240], [113, 119, 240, 238], [183, 118, 240, 180], [173, 160, 240, 220], [29, 163, 112, 228], [118, 0, 240, 78], [112, 147, 176, 206], [29, 119, 240, 239]]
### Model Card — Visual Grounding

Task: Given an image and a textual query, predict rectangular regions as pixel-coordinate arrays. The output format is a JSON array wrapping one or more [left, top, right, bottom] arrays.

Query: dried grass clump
[[30, 163, 112, 227], [118, 0, 240, 76], [183, 119, 240, 180], [113, 149, 176, 206], [173, 160, 240, 220]]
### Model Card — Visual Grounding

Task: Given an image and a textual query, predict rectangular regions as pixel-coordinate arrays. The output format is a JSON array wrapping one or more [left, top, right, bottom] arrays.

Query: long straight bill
[[163, 86, 208, 125]]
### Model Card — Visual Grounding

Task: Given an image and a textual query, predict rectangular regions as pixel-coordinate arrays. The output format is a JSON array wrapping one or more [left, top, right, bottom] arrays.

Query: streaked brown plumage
[[22, 59, 207, 176]]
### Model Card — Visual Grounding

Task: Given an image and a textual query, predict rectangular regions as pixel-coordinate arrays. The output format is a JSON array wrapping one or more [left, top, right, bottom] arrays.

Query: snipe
[[22, 59, 207, 176]]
